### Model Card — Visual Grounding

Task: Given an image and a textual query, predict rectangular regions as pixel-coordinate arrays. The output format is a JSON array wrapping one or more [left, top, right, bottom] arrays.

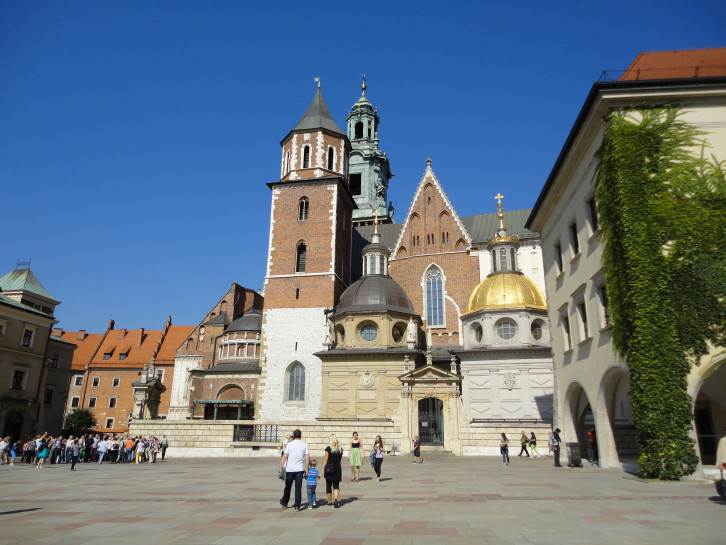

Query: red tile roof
[[620, 48, 726, 81], [59, 332, 105, 370]]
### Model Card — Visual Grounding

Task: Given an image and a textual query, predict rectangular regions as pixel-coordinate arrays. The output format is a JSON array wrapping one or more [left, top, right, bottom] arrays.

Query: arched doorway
[[418, 398, 444, 446], [3, 412, 23, 442], [601, 367, 637, 464], [692, 359, 726, 466], [563, 382, 593, 462]]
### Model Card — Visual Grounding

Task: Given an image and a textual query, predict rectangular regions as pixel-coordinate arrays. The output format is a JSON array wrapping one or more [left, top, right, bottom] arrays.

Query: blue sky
[[2, 1, 724, 333]]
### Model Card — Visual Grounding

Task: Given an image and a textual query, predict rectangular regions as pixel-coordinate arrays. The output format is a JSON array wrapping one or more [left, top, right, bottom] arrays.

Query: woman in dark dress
[[323, 434, 343, 508]]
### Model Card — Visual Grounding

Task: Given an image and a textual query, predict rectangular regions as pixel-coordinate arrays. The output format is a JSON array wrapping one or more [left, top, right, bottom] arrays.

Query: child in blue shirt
[[307, 458, 321, 509]]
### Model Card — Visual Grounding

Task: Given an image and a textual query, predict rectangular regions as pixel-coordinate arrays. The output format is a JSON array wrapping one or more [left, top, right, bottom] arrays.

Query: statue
[[407, 318, 416, 343], [388, 200, 395, 220]]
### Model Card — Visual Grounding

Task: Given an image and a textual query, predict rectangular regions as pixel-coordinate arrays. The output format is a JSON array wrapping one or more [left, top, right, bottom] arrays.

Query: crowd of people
[[499, 429, 563, 466], [0, 433, 170, 470]]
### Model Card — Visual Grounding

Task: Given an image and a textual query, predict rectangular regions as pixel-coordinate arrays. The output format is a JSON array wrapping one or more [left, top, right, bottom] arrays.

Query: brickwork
[[388, 167, 479, 345], [188, 375, 258, 418], [264, 181, 351, 309]]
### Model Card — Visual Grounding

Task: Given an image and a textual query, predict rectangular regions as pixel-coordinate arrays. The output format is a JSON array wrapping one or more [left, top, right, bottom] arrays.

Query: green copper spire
[[347, 77, 393, 224]]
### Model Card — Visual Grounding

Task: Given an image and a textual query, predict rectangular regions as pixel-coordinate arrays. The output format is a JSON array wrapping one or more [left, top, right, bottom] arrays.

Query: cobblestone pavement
[[1, 453, 723, 544]]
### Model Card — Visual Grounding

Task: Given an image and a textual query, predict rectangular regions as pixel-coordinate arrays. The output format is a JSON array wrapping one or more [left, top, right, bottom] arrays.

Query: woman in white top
[[135, 439, 146, 464], [372, 436, 384, 482]]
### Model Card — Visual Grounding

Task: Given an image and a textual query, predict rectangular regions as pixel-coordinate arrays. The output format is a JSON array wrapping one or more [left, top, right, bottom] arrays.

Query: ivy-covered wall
[[596, 108, 726, 479]]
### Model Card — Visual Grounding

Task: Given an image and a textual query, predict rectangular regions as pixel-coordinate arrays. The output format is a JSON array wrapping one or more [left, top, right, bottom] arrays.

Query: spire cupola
[[346, 76, 393, 225], [487, 193, 520, 274], [361, 210, 390, 275], [279, 80, 350, 183]]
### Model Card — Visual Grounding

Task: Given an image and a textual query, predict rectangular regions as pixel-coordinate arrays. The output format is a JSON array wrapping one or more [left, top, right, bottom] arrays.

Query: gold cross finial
[[373, 208, 380, 234], [495, 193, 505, 229], [362, 73, 367, 95]]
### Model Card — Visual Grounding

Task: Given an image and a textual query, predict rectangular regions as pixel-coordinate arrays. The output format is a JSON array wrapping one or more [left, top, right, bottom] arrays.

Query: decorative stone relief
[[504, 372, 516, 391], [360, 372, 374, 389]]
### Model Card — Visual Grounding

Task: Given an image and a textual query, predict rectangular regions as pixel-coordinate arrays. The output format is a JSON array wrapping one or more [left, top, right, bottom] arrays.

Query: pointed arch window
[[303, 146, 310, 169], [327, 147, 335, 170], [295, 241, 307, 273], [298, 197, 309, 221], [425, 266, 444, 326], [287, 363, 305, 401]]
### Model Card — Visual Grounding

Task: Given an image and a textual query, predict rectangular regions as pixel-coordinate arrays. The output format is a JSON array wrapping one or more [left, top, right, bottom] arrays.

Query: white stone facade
[[167, 355, 201, 420], [257, 307, 328, 422]]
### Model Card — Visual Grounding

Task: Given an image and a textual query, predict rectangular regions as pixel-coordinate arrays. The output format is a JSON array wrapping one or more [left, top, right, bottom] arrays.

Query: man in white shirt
[[97, 438, 108, 464], [278, 429, 310, 511]]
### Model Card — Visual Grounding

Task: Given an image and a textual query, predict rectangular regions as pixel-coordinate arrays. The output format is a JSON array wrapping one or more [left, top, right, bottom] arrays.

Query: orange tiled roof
[[92, 328, 163, 367], [620, 48, 726, 81], [155, 325, 195, 363], [60, 332, 105, 370]]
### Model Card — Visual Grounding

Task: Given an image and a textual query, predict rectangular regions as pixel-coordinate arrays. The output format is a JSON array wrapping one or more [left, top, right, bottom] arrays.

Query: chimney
[[117, 328, 126, 339], [138, 328, 145, 348], [52, 327, 64, 337], [107, 319, 115, 330], [77, 330, 87, 341]]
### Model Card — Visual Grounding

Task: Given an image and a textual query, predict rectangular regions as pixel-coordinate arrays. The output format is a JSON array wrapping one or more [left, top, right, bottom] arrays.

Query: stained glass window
[[426, 267, 444, 326]]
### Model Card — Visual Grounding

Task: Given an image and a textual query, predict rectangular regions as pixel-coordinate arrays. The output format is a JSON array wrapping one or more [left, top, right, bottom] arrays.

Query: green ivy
[[596, 108, 726, 480]]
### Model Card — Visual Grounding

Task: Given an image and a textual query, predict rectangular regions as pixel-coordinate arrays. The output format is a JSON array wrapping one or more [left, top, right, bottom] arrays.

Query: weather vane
[[314, 76, 321, 88]]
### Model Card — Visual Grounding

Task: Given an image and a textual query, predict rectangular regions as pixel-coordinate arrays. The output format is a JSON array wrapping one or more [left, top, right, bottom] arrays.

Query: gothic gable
[[392, 160, 472, 259]]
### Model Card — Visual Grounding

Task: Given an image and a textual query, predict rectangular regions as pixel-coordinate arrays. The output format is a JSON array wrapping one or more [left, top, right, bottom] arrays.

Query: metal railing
[[233, 424, 281, 443]]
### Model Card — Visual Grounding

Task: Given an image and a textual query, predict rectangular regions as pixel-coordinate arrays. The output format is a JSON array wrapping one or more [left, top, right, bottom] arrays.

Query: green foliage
[[64, 408, 97, 431], [596, 107, 726, 480]]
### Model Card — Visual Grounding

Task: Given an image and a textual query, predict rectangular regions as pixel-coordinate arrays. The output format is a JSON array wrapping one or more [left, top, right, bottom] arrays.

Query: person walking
[[322, 434, 343, 508], [306, 459, 321, 509], [278, 429, 310, 512], [546, 431, 554, 456], [160, 435, 169, 460], [500, 433, 510, 466], [372, 435, 384, 482], [529, 432, 540, 457], [550, 428, 563, 467], [518, 431, 530, 457], [35, 436, 50, 468], [135, 438, 146, 464], [9, 440, 20, 468], [412, 435, 422, 464], [348, 432, 364, 482], [70, 438, 81, 471]]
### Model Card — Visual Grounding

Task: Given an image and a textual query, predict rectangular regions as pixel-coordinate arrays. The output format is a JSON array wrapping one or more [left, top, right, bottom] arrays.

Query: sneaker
[[420, 460, 424, 464], [334, 500, 340, 508], [412, 461, 416, 464], [376, 477, 380, 482]]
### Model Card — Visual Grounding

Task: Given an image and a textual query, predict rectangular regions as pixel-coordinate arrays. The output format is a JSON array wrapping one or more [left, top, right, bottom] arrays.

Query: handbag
[[278, 467, 286, 480], [369, 450, 376, 466], [716, 479, 726, 499]]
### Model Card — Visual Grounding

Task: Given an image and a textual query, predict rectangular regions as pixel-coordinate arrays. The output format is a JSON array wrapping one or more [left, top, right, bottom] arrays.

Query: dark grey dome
[[361, 241, 389, 254], [334, 275, 416, 316], [225, 311, 262, 333]]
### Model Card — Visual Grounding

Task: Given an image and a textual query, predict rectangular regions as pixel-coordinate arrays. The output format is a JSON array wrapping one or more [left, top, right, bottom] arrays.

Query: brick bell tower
[[257, 82, 354, 422]]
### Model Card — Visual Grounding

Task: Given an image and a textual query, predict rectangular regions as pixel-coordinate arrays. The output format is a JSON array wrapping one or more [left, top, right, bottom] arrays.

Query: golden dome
[[466, 272, 547, 314]]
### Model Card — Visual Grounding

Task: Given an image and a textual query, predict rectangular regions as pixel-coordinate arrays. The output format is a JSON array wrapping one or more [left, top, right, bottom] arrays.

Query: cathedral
[[153, 80, 554, 457]]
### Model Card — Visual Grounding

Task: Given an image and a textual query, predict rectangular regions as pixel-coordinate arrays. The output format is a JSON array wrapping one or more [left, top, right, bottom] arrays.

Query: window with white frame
[[70, 396, 80, 408], [108, 397, 117, 409], [10, 368, 27, 391], [74, 375, 83, 386], [88, 397, 97, 409], [92, 376, 100, 387], [112, 377, 120, 388], [576, 300, 590, 341], [597, 283, 611, 329], [21, 327, 35, 348], [554, 241, 564, 274], [425, 266, 445, 327], [105, 418, 114, 429], [587, 195, 599, 234], [560, 309, 572, 351], [569, 221, 580, 256]]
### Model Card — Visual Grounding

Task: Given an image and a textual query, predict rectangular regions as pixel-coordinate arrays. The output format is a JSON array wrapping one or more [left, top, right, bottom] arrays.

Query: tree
[[596, 107, 726, 479], [64, 408, 97, 432]]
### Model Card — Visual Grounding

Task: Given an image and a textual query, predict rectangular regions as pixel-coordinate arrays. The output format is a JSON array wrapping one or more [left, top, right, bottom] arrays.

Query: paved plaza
[[1, 453, 723, 544]]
